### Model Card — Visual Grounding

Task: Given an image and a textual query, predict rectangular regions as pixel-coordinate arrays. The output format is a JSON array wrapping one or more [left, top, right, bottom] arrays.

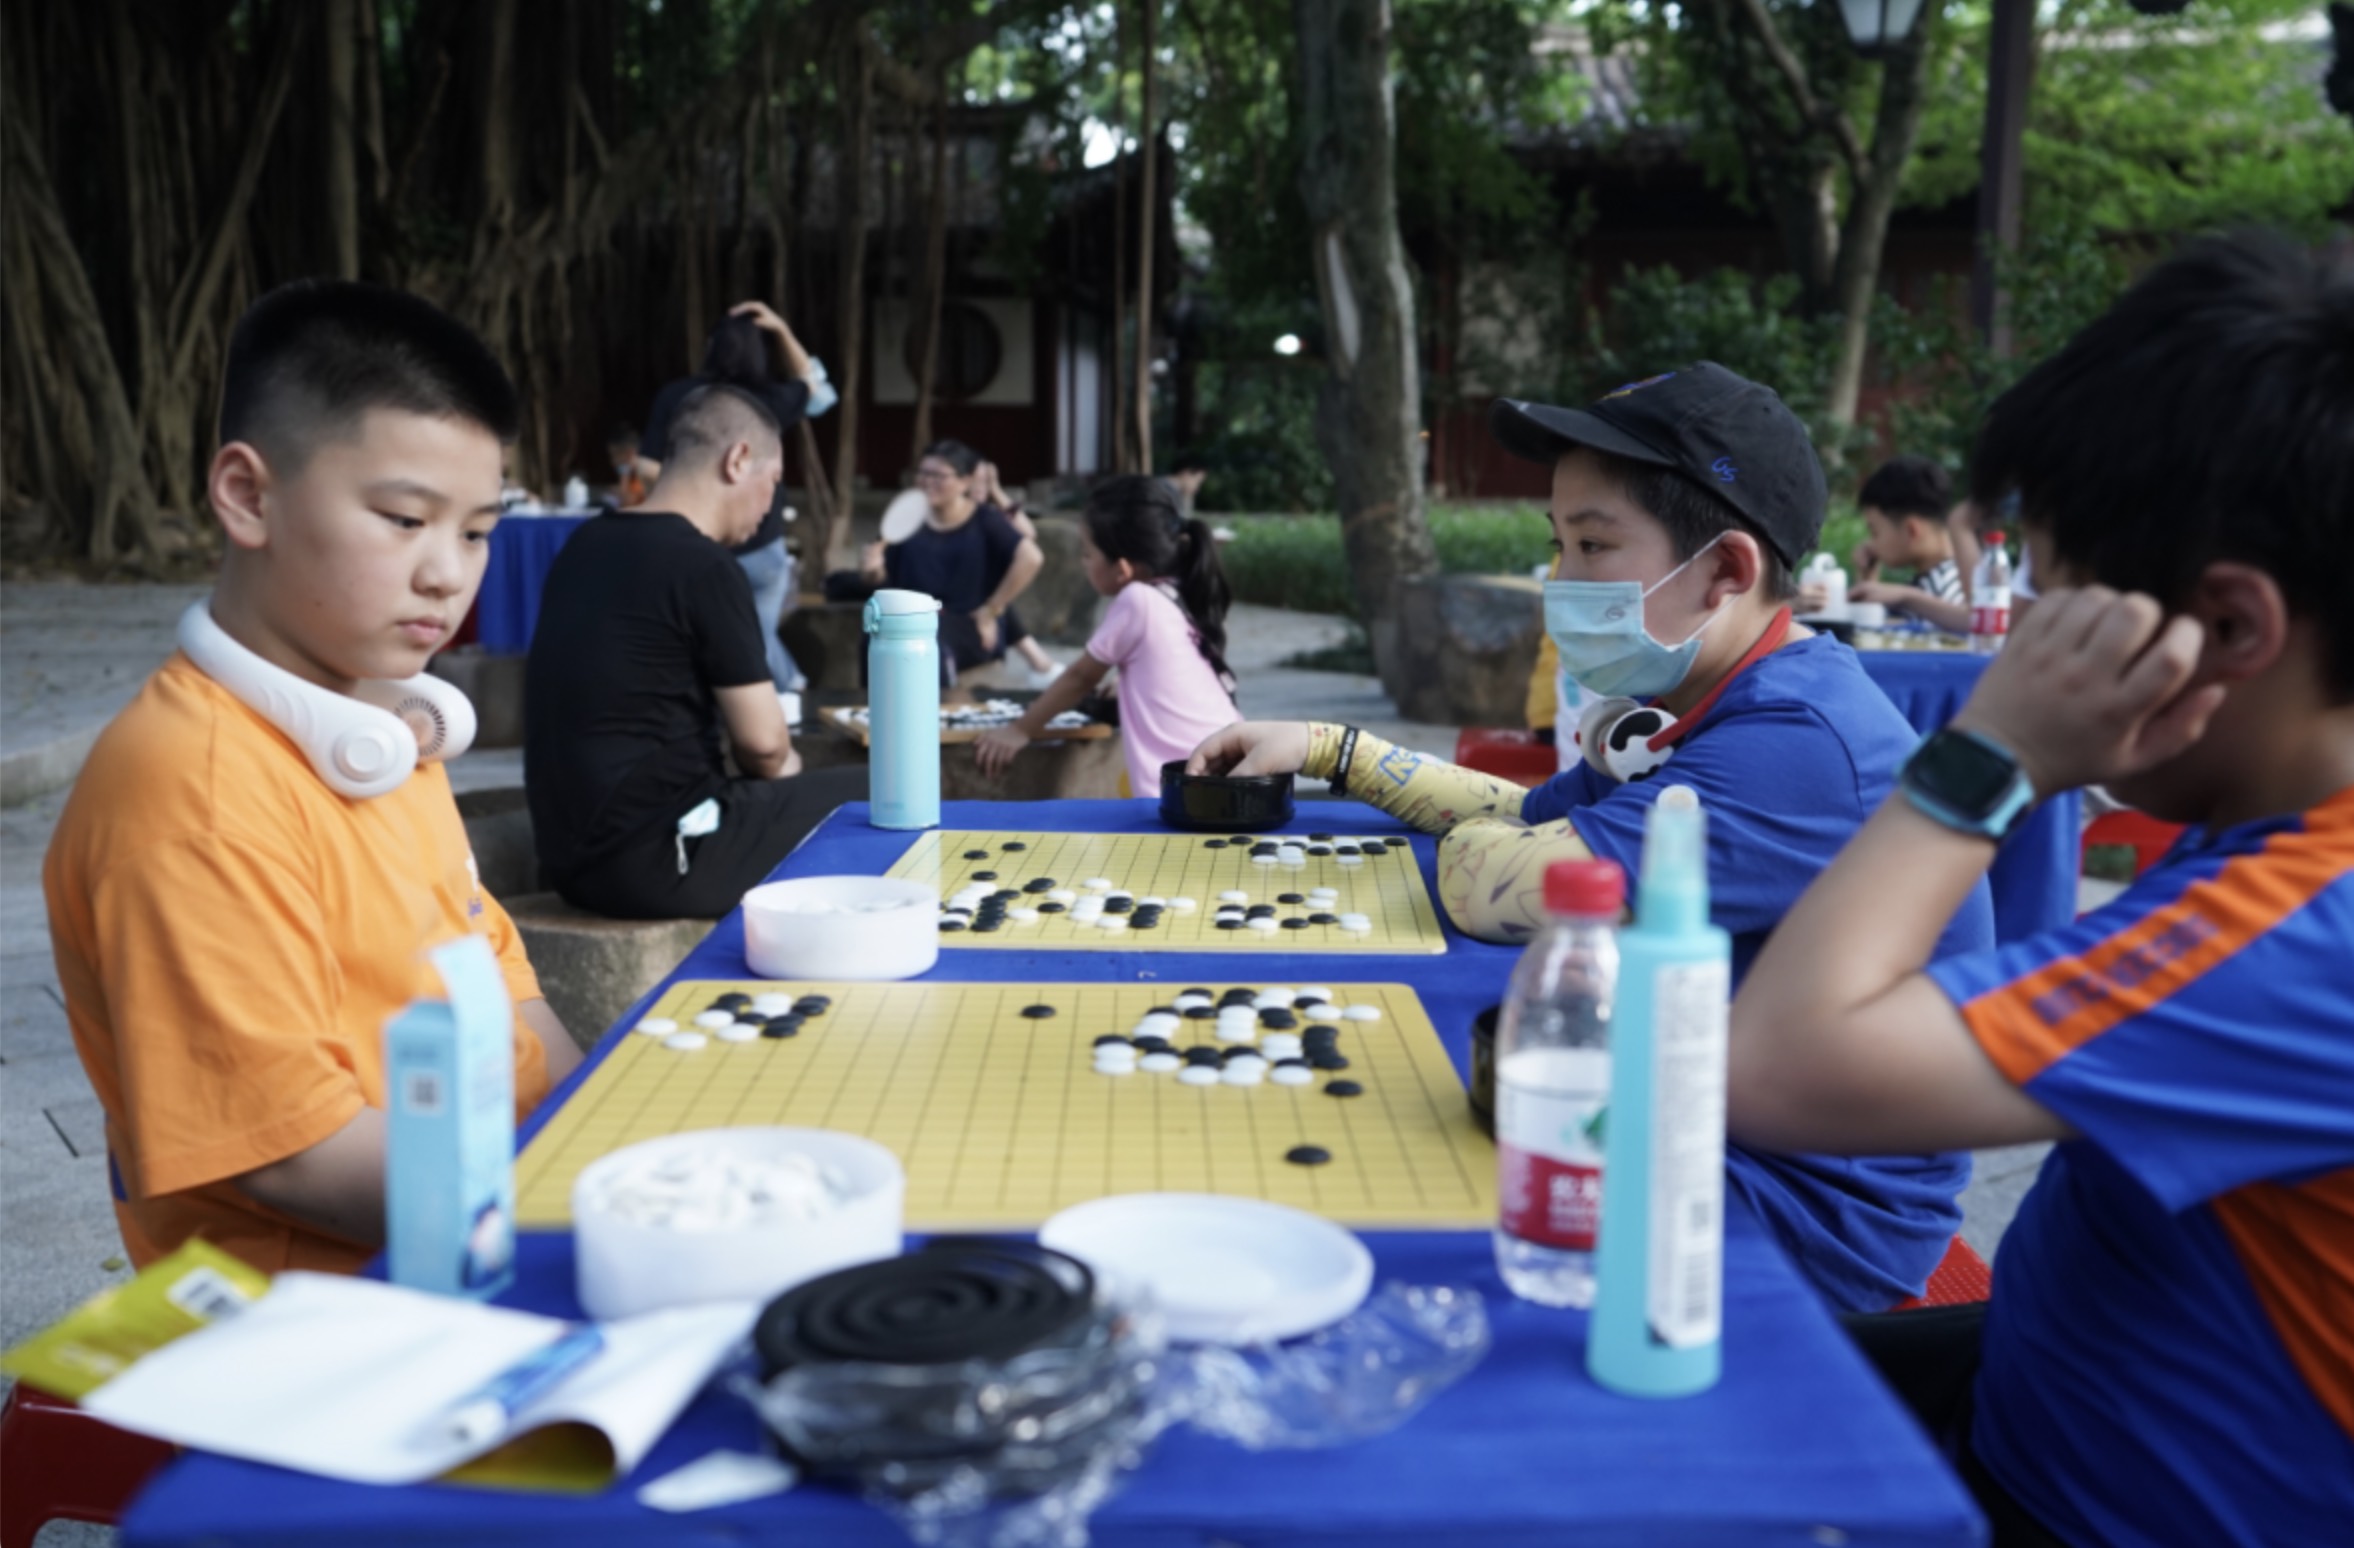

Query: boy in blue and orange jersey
[[1729, 231, 2354, 1545]]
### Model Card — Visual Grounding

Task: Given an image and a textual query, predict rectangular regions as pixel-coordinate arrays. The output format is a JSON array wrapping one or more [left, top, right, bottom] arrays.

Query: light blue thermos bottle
[[1588, 784, 1729, 1398], [864, 588, 942, 830]]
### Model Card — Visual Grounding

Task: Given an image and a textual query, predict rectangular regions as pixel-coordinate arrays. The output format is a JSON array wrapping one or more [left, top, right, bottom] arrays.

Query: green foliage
[[1222, 504, 1554, 613], [1187, 357, 1333, 514]]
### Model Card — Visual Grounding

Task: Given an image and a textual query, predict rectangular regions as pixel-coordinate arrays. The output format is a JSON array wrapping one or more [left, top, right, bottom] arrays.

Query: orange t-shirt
[[43, 654, 552, 1275]]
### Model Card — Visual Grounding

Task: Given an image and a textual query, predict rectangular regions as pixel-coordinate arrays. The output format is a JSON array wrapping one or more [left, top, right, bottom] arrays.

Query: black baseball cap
[[1490, 363, 1827, 568]]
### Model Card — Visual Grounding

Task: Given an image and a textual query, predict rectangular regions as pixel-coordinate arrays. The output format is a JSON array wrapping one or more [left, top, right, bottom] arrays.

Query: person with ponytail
[[975, 474, 1239, 798]]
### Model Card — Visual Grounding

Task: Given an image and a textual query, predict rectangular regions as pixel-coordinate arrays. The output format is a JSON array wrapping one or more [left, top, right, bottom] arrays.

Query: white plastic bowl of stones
[[1040, 1193, 1373, 1345], [742, 875, 939, 980], [573, 1127, 906, 1320]]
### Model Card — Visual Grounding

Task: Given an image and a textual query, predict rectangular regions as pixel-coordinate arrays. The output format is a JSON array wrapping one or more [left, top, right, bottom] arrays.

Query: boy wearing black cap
[[1190, 361, 1994, 1313]]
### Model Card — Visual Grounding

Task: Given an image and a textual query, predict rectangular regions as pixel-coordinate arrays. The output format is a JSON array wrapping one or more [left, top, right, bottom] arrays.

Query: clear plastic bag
[[737, 1281, 1489, 1548]]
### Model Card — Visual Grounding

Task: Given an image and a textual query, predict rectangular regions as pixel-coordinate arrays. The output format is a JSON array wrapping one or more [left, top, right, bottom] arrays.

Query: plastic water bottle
[[864, 589, 942, 830], [1972, 534, 2012, 656], [1589, 786, 1729, 1398], [1800, 553, 1848, 619], [1494, 858, 1625, 1308]]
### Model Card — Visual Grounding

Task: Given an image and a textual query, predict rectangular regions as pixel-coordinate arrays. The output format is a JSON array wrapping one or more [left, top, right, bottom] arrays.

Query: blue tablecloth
[[126, 801, 1982, 1548], [475, 514, 593, 655], [1856, 650, 2081, 943]]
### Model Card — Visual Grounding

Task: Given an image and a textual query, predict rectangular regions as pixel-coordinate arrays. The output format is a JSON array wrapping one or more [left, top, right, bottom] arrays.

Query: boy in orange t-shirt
[[43, 280, 582, 1275]]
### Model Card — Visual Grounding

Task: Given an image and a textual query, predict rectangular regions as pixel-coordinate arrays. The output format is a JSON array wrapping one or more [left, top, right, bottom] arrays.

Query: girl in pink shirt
[[975, 475, 1239, 797]]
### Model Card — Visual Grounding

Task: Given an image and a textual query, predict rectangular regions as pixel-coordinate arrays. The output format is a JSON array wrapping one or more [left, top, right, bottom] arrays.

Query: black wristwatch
[[1899, 728, 2037, 842]]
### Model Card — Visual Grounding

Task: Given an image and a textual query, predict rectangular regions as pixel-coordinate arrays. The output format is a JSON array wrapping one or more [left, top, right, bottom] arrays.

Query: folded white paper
[[79, 1273, 758, 1485]]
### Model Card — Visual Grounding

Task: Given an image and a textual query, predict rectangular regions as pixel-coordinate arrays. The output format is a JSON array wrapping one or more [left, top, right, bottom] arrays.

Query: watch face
[[1914, 732, 2020, 815]]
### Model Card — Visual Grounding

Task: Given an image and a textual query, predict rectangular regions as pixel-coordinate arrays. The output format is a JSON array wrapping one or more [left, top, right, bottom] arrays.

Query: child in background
[[607, 423, 647, 507], [975, 474, 1238, 798], [1848, 455, 1971, 629]]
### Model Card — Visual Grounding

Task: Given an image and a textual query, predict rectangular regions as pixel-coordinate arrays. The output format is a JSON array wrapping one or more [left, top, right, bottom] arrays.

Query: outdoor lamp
[[1833, 0, 1928, 55]]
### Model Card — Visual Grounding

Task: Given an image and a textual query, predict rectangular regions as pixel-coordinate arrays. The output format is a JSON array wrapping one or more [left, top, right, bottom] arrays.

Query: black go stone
[[1020, 1004, 1059, 1020], [1281, 918, 1312, 931], [1184, 1047, 1222, 1064], [972, 871, 999, 881], [713, 992, 752, 1010], [991, 889, 1022, 902], [1277, 892, 1306, 905], [1039, 903, 1067, 914], [1308, 845, 1334, 857], [1246, 905, 1278, 919], [1325, 1080, 1365, 1098], [1220, 1046, 1261, 1063], [1215, 919, 1245, 930], [963, 849, 990, 860], [760, 1020, 802, 1039], [1362, 842, 1389, 856], [1184, 987, 1215, 998], [1105, 897, 1133, 914], [1285, 1145, 1333, 1167], [1312, 1052, 1352, 1072], [972, 921, 1002, 933], [1002, 841, 1028, 851], [793, 997, 832, 1015], [1204, 839, 1227, 849], [941, 920, 968, 932], [1305, 1024, 1342, 1040], [1310, 833, 1336, 843], [1093, 1034, 1132, 1048], [1132, 916, 1160, 930], [1274, 1057, 1311, 1071], [1135, 1036, 1175, 1053], [1250, 843, 1280, 856], [1149, 1004, 1179, 1016], [1183, 1005, 1219, 1018], [1310, 913, 1339, 925], [1336, 844, 1361, 856], [1023, 878, 1055, 893], [1259, 1008, 1299, 1028]]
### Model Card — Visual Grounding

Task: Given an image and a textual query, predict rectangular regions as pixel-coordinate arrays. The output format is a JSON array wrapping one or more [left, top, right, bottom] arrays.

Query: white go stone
[[1048, 889, 1079, 905], [1338, 913, 1373, 930], [1138, 1012, 1184, 1038], [1250, 853, 1280, 866], [1219, 890, 1251, 904], [693, 1010, 738, 1030], [1170, 897, 1199, 914], [1139, 896, 1167, 909], [1254, 989, 1297, 1009], [1139, 1051, 1182, 1073], [1343, 1004, 1383, 1022], [1337, 854, 1365, 867], [1221, 1061, 1267, 1087], [662, 1032, 710, 1052], [1098, 918, 1130, 935], [1177, 1064, 1221, 1086], [1296, 986, 1333, 1003], [1301, 1002, 1342, 1022], [1171, 994, 1213, 1012], [1246, 916, 1281, 932], [1084, 878, 1115, 891], [716, 1023, 761, 1044], [635, 1017, 680, 1036], [1270, 1062, 1316, 1087], [750, 995, 794, 1015], [1261, 1034, 1304, 1060]]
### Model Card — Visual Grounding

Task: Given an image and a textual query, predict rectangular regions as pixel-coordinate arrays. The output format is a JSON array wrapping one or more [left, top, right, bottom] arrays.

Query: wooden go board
[[884, 829, 1451, 954], [516, 979, 1496, 1232]]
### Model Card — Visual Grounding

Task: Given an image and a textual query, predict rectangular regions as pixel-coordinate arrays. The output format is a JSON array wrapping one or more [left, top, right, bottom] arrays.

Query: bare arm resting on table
[[1195, 719, 1600, 941]]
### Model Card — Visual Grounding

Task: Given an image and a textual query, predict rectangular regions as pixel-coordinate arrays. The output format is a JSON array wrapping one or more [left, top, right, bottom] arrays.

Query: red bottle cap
[[1545, 859, 1625, 917]]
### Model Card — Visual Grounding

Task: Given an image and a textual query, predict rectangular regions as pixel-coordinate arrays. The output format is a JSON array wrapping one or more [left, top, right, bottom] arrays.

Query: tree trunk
[[1109, 3, 1131, 473], [829, 41, 876, 564], [323, 0, 360, 279], [1130, 0, 1159, 474], [908, 79, 950, 464], [1823, 16, 1935, 425], [1292, 0, 1437, 697]]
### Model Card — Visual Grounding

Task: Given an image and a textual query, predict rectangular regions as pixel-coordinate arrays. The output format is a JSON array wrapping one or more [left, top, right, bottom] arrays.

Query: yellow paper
[[1, 1239, 269, 1400]]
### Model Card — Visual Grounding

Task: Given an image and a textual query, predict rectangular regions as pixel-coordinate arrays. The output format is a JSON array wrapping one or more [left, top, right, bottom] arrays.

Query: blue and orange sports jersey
[[1928, 783, 2354, 1545]]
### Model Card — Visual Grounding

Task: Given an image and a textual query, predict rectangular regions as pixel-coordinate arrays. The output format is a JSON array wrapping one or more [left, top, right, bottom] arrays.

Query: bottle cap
[[1544, 859, 1624, 917]]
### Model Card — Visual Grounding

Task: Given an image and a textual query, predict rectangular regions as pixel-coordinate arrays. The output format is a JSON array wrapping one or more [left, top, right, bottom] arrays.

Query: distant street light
[[1833, 0, 1928, 56], [1273, 334, 1303, 356]]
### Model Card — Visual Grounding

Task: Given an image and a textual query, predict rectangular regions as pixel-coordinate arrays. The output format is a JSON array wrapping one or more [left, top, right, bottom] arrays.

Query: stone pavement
[[1, 582, 2072, 1539]]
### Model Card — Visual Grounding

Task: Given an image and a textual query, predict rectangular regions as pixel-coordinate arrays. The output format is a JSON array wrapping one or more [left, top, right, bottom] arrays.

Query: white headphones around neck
[[177, 602, 476, 799], [1577, 696, 1679, 784]]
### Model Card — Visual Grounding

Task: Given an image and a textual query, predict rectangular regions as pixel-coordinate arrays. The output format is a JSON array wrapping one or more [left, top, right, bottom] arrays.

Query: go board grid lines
[[515, 979, 1497, 1232], [886, 829, 1450, 954]]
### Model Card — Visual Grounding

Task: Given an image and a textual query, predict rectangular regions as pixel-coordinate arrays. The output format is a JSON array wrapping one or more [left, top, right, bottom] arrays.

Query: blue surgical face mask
[[1544, 535, 1727, 699]]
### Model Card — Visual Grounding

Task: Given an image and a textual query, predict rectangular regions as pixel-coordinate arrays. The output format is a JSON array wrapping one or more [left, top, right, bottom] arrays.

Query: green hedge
[[1221, 505, 1554, 614], [1223, 502, 1864, 616]]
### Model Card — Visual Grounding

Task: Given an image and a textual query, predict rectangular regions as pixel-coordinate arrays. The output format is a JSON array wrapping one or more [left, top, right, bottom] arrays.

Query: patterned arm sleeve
[[1300, 724, 1530, 834]]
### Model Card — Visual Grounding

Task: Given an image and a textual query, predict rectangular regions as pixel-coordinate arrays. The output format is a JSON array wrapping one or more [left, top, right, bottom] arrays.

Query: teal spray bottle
[[1587, 784, 1730, 1397]]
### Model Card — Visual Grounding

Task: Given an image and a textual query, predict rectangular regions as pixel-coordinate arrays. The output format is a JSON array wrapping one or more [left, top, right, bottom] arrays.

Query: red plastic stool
[[0, 1382, 179, 1547], [1889, 1235, 1994, 1311], [1453, 728, 1560, 789], [2081, 809, 2185, 879]]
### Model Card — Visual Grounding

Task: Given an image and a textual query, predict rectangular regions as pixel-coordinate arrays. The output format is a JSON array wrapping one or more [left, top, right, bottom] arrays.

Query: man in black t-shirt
[[525, 383, 867, 919]]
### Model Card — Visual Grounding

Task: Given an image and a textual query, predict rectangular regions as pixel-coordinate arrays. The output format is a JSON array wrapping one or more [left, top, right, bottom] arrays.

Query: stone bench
[[1387, 573, 1545, 728], [458, 789, 709, 1049]]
